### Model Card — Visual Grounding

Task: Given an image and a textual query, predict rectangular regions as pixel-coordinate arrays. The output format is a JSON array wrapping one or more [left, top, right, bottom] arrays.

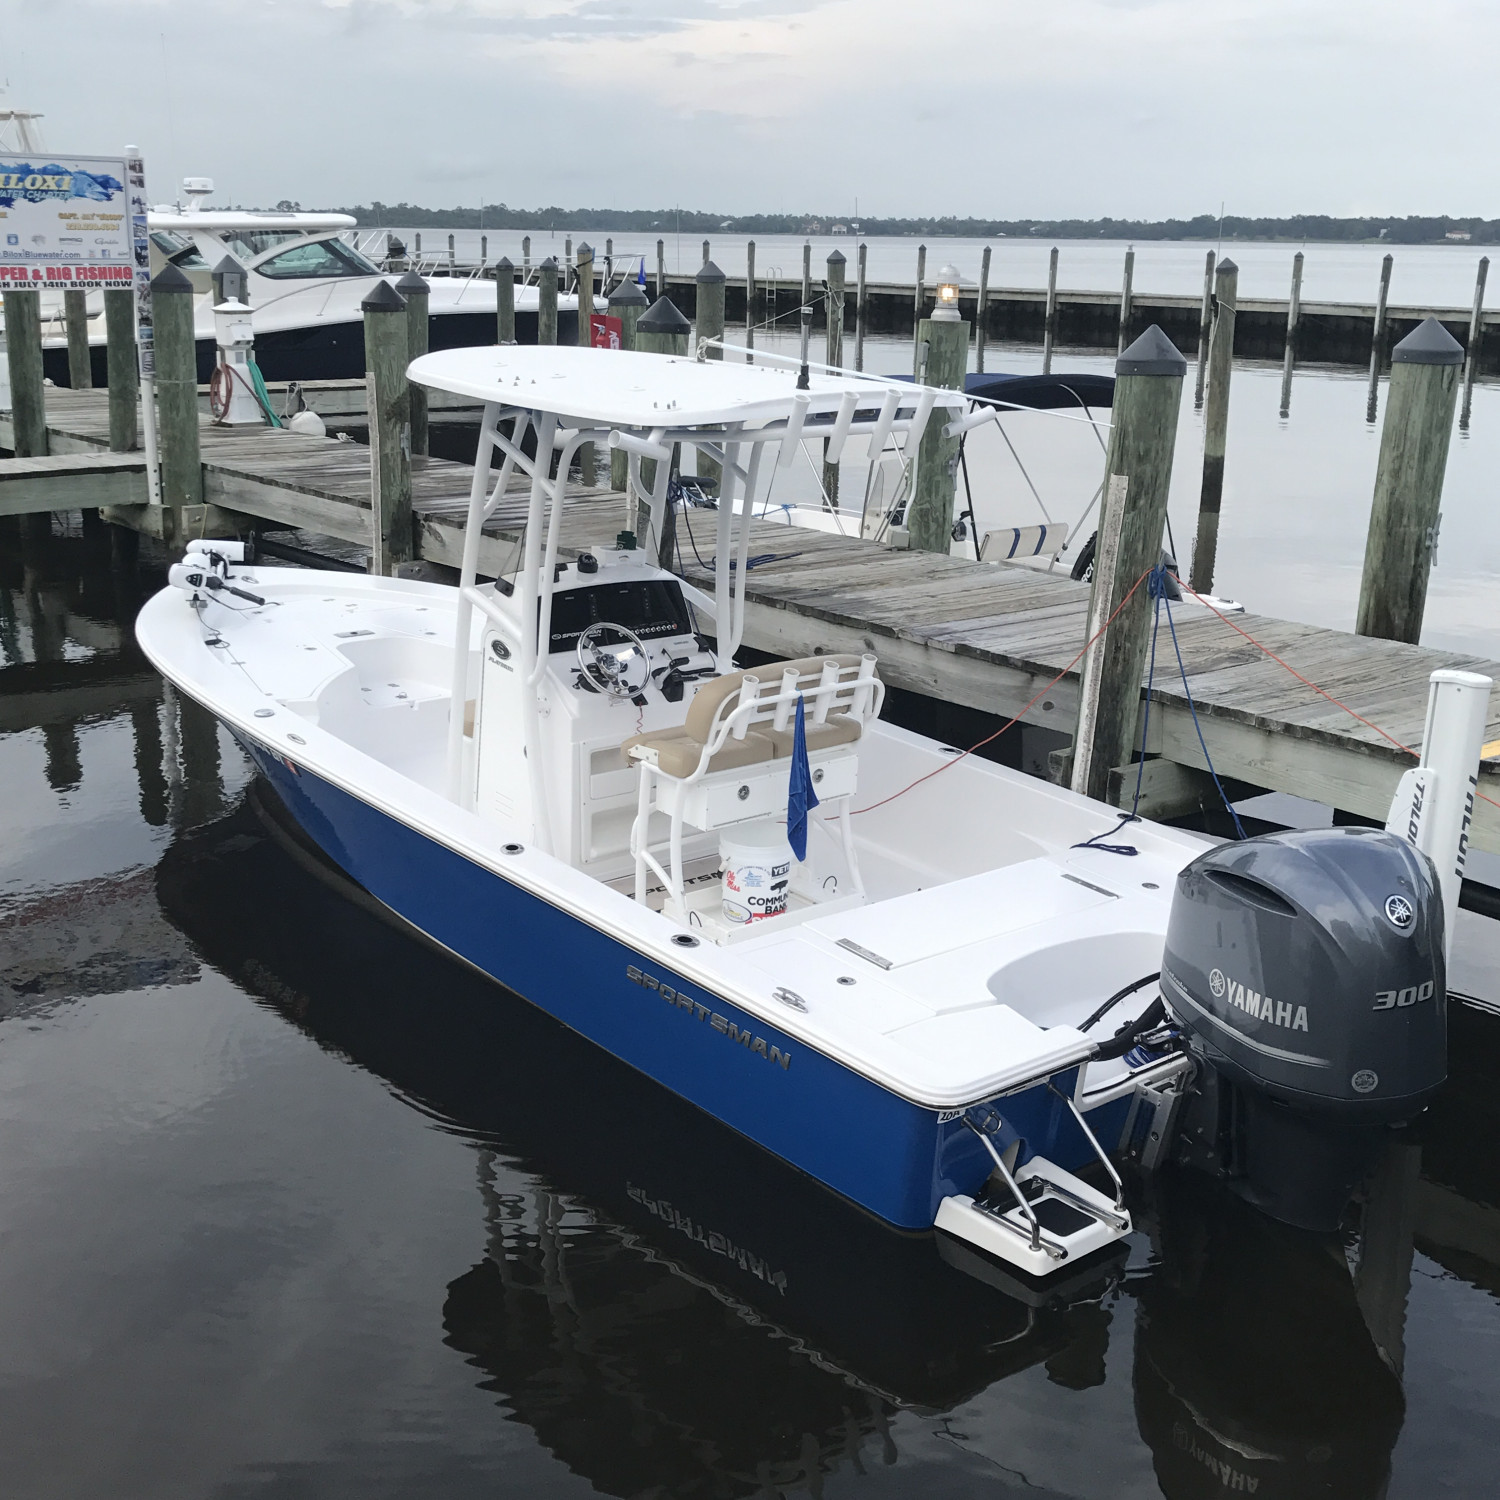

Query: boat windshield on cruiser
[[36, 179, 577, 385], [137, 341, 1482, 1279]]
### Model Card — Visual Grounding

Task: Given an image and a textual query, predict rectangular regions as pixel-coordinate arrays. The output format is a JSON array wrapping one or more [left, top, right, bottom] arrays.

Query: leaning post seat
[[623, 654, 884, 916]]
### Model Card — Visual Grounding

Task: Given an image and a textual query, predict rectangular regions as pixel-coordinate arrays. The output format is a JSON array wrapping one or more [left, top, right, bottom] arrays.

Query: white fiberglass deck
[[137, 564, 1208, 1111]]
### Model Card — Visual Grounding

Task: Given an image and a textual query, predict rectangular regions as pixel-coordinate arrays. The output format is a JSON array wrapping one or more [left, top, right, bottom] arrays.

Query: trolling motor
[[169, 538, 266, 607]]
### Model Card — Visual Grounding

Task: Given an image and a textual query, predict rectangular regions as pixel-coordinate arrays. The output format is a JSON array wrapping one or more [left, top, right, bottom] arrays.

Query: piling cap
[[360, 279, 407, 313], [1393, 316, 1464, 367], [638, 295, 691, 334], [395, 270, 428, 294], [576, 242, 593, 259], [495, 255, 513, 270], [696, 259, 726, 284], [212, 255, 241, 278], [1116, 325, 1188, 377], [540, 256, 559, 272], [1216, 257, 1239, 275], [151, 262, 195, 294], [827, 248, 846, 265], [608, 278, 649, 308]]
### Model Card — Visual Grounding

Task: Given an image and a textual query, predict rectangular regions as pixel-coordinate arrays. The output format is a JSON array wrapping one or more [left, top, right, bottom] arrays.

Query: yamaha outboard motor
[[1161, 827, 1445, 1232]]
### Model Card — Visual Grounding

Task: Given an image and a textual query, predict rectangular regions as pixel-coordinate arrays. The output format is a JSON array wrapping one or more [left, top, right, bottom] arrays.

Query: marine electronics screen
[[546, 580, 693, 652]]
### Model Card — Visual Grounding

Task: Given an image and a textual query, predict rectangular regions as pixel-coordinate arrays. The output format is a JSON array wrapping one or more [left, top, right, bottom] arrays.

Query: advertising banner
[[0, 155, 136, 290]]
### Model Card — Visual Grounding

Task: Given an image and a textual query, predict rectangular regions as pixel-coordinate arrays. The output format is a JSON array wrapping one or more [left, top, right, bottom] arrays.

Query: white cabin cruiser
[[137, 343, 1485, 1276], [38, 183, 576, 386]]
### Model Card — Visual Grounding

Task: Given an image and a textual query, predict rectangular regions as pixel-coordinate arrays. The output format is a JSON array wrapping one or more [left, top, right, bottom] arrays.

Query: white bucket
[[721, 822, 792, 925]]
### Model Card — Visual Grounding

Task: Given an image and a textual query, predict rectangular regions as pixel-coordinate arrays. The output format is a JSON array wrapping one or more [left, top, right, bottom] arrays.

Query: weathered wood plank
[[0, 454, 149, 516]]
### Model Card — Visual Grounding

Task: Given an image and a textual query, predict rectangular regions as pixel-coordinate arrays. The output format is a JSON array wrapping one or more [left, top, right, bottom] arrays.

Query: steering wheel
[[575, 621, 652, 700]]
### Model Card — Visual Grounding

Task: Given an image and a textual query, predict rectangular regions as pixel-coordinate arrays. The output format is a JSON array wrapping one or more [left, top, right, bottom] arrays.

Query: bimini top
[[408, 344, 967, 429]]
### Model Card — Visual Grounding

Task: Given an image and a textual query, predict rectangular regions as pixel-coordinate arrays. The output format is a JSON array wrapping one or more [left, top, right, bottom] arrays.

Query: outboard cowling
[[1160, 827, 1445, 1231]]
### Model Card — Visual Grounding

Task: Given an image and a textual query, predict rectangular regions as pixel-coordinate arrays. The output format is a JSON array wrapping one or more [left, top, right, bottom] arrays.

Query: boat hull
[[230, 731, 1119, 1231], [47, 307, 580, 388]]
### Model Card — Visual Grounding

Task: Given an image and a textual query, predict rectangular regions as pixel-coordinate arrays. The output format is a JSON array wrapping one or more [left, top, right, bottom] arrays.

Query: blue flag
[[787, 696, 820, 861], [637, 257, 647, 287]]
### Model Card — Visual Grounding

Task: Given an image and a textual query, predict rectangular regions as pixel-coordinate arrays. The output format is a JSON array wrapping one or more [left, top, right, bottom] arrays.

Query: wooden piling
[[1042, 247, 1059, 375], [1117, 246, 1135, 355], [362, 280, 413, 576], [152, 264, 202, 527], [396, 270, 429, 458], [696, 259, 725, 358], [64, 288, 92, 389], [447, 233, 456, 269], [636, 296, 691, 559], [975, 245, 992, 375], [1190, 257, 1238, 594], [1070, 327, 1188, 802], [1366, 253, 1394, 422], [1279, 251, 1304, 418], [823, 249, 846, 506], [1356, 317, 1463, 644], [696, 260, 727, 493], [103, 287, 138, 452], [905, 313, 968, 554], [3, 288, 47, 458], [575, 243, 597, 485], [1461, 256, 1488, 430], [914, 244, 926, 326], [855, 242, 868, 372], [538, 258, 559, 345], [801, 242, 812, 311], [745, 240, 756, 358], [523, 236, 531, 276], [702, 238, 710, 266], [1194, 250, 1215, 407], [607, 277, 648, 490], [481, 235, 488, 263], [495, 256, 516, 344], [657, 239, 665, 300]]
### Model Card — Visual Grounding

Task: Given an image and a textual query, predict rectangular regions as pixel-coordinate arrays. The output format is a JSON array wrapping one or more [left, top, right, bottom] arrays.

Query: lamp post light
[[933, 264, 963, 322]]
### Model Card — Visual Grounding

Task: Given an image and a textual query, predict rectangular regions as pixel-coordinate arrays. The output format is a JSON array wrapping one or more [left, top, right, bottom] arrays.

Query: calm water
[[682, 329, 1500, 659], [3, 509, 1500, 1497], [382, 230, 1493, 308]]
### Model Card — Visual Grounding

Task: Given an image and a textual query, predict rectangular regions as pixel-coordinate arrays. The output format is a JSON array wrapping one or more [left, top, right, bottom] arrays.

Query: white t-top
[[407, 344, 964, 429]]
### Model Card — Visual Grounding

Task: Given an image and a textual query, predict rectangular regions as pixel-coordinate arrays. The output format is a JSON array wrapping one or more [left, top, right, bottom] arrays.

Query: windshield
[[256, 238, 380, 280], [219, 229, 305, 261], [150, 231, 208, 269]]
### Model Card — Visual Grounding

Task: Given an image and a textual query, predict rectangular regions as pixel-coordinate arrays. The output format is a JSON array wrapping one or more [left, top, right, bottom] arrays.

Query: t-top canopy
[[407, 345, 965, 430]]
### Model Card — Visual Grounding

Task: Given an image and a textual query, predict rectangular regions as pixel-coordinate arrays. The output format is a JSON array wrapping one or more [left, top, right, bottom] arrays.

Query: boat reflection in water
[[155, 785, 1418, 1497]]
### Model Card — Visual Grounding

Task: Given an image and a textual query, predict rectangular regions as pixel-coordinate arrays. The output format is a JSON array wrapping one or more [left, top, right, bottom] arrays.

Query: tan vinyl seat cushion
[[624, 728, 777, 779], [622, 654, 871, 780]]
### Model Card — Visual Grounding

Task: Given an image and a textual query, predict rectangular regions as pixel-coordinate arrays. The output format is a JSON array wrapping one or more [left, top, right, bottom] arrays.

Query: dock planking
[[6, 387, 1500, 851]]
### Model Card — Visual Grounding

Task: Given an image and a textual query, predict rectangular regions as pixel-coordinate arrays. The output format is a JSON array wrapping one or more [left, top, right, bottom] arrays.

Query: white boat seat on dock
[[980, 522, 1069, 564]]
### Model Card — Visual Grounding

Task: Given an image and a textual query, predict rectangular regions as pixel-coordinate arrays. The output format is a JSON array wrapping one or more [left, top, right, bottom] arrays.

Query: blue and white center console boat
[[137, 344, 1489, 1276]]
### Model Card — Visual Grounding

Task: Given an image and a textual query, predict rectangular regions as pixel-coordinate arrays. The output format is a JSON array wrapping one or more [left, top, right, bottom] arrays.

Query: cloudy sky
[[1, 0, 1490, 218]]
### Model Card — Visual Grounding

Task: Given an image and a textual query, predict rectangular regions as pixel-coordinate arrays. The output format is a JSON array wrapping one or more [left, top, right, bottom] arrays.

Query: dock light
[[933, 265, 963, 321]]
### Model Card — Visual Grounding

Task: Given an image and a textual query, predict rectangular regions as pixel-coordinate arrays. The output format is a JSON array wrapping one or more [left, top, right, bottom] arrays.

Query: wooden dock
[[6, 386, 1500, 852]]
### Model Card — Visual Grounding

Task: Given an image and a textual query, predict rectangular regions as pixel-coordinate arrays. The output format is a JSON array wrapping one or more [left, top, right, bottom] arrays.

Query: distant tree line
[[323, 203, 1500, 244]]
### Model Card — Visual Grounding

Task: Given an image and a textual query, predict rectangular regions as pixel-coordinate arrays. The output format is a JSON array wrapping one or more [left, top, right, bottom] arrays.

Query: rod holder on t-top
[[796, 303, 812, 391]]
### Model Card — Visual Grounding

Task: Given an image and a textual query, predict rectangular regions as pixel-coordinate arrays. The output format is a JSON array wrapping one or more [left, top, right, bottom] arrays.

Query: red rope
[[852, 562, 1498, 819], [851, 564, 1157, 815], [1166, 571, 1500, 812]]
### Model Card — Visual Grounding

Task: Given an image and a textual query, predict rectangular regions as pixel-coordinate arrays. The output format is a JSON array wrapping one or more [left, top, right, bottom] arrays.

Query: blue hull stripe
[[243, 739, 1115, 1228]]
